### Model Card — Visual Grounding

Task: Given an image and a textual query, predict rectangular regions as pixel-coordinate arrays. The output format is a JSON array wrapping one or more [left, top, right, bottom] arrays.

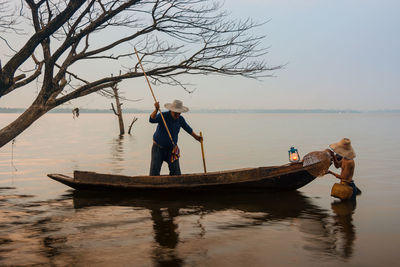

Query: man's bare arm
[[150, 102, 160, 119], [332, 154, 342, 168], [328, 159, 355, 181], [191, 131, 203, 142]]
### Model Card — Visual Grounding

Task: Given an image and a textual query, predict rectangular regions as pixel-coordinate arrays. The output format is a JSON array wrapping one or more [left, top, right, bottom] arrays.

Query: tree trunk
[[111, 85, 125, 135], [0, 100, 50, 148]]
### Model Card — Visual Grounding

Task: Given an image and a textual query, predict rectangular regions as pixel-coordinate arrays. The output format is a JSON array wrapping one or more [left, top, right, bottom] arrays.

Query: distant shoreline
[[1, 107, 399, 114]]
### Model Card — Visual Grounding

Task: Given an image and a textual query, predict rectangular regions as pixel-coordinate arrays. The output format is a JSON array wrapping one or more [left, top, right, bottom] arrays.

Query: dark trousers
[[349, 181, 358, 200], [150, 144, 181, 176]]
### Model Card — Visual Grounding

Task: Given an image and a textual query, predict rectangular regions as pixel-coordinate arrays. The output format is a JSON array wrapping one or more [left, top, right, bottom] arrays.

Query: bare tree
[[110, 83, 125, 135], [0, 0, 281, 148]]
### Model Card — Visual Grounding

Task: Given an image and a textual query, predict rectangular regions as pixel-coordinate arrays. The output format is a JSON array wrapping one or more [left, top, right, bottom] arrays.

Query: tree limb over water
[[0, 0, 281, 148]]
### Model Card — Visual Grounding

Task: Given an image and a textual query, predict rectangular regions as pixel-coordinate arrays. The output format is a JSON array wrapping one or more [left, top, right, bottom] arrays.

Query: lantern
[[288, 146, 300, 163]]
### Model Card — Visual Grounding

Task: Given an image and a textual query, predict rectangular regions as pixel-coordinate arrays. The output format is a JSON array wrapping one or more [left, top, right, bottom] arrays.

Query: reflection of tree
[[0, 193, 77, 266], [109, 136, 124, 174], [331, 200, 357, 258]]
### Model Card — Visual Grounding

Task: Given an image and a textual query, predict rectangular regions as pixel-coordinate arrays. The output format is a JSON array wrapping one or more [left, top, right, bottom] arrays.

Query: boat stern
[[302, 150, 332, 178], [47, 174, 77, 189]]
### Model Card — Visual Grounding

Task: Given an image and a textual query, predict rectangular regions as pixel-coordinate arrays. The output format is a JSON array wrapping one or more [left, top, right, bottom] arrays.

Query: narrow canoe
[[48, 151, 331, 192]]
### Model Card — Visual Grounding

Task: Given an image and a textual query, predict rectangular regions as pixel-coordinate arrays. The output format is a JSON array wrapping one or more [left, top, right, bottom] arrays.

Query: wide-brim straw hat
[[164, 100, 189, 113], [329, 138, 356, 159]]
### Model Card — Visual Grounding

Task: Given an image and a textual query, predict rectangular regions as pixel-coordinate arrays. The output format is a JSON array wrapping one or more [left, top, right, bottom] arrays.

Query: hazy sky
[[1, 0, 399, 110]]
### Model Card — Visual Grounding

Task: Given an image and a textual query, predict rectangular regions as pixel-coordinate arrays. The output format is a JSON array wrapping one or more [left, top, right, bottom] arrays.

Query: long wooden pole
[[200, 132, 207, 173], [134, 48, 175, 146]]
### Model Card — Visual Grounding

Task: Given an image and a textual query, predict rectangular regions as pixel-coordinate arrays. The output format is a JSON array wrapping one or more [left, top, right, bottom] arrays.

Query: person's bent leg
[[150, 144, 163, 176], [349, 181, 358, 200], [168, 158, 181, 176]]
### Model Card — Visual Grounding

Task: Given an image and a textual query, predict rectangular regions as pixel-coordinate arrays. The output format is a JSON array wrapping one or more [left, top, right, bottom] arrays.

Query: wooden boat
[[48, 151, 331, 192]]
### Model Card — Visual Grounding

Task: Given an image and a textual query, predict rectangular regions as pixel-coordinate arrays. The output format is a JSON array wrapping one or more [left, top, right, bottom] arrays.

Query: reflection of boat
[[71, 189, 327, 221], [48, 151, 331, 192], [71, 189, 332, 266]]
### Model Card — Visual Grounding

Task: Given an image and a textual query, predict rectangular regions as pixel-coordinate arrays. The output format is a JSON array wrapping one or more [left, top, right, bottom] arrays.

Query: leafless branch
[[3, 56, 44, 95], [128, 117, 138, 134], [0, 1, 22, 34], [111, 102, 118, 115]]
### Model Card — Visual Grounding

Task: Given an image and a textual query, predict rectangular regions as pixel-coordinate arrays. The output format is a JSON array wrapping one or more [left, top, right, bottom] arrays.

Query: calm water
[[1, 112, 400, 266]]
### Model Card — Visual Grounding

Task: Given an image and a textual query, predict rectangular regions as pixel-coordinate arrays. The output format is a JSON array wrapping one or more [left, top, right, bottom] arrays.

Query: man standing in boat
[[149, 100, 202, 176]]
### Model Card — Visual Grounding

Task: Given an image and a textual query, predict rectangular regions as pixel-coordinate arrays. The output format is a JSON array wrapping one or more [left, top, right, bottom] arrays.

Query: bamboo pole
[[200, 132, 207, 173], [134, 48, 175, 146]]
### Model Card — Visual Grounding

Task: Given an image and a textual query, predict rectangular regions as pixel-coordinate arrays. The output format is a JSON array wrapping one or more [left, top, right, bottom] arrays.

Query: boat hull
[[48, 151, 331, 192]]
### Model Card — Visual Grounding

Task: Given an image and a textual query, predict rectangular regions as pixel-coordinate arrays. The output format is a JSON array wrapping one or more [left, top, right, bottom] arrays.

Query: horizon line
[[0, 107, 399, 114]]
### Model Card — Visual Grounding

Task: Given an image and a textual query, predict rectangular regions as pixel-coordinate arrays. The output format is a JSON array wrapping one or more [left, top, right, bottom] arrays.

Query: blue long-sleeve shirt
[[149, 111, 193, 149]]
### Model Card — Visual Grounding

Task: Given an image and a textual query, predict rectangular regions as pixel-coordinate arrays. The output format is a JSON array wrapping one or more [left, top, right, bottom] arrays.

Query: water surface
[[1, 113, 400, 266]]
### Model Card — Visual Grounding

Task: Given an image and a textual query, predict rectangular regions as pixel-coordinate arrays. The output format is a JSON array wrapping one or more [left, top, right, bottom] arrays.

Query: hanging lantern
[[288, 146, 300, 163]]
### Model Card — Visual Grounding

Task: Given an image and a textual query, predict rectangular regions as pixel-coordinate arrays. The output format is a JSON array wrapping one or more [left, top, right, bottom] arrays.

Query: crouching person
[[327, 138, 360, 200]]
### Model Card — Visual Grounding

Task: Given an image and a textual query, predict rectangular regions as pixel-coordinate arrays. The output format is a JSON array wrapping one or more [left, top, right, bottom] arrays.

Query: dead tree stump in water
[[128, 117, 138, 134], [111, 84, 125, 135]]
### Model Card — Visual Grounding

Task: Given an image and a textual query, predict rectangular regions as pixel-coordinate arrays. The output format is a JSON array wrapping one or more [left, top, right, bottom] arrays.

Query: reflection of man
[[331, 200, 357, 258], [150, 208, 183, 266]]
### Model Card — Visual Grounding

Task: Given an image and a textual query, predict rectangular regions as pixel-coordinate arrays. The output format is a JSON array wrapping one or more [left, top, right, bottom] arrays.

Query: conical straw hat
[[329, 138, 356, 159], [164, 100, 189, 113]]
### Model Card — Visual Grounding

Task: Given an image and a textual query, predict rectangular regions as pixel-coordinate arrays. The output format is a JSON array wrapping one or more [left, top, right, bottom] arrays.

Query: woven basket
[[331, 182, 353, 200]]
